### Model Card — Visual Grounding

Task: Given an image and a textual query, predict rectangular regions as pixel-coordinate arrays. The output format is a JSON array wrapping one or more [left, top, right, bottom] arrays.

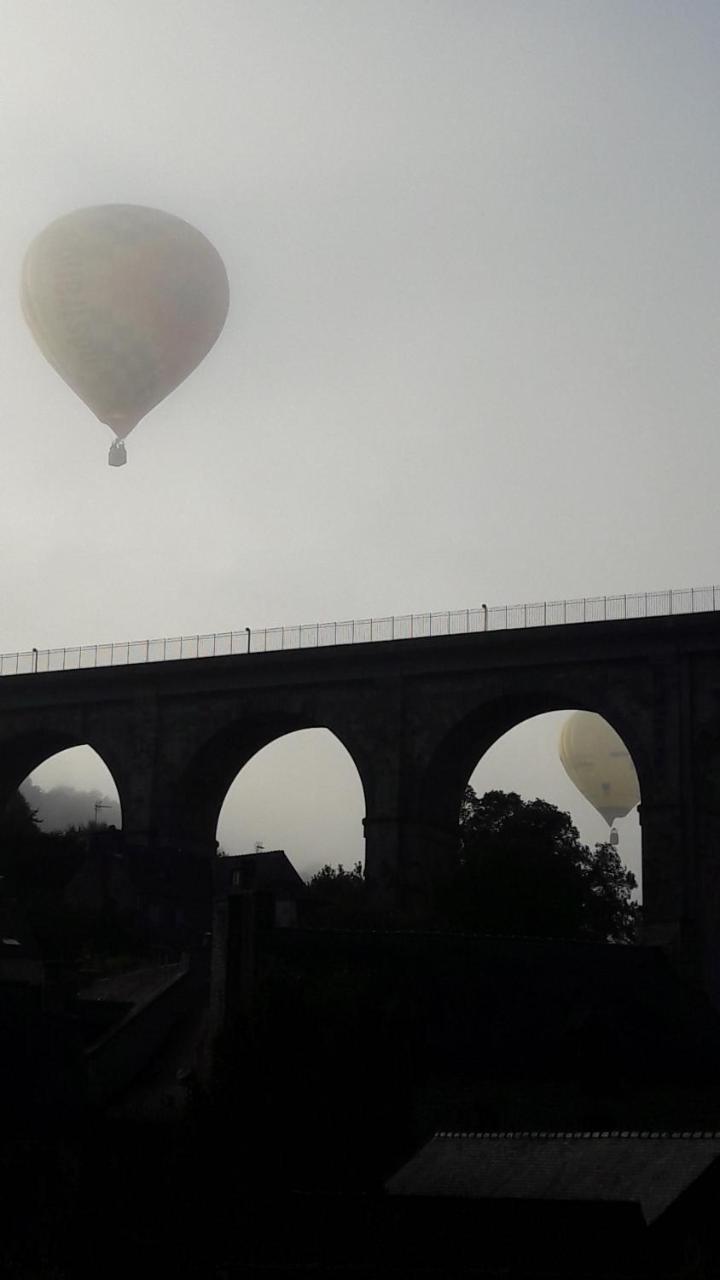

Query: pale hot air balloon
[[21, 205, 229, 466], [559, 710, 640, 842]]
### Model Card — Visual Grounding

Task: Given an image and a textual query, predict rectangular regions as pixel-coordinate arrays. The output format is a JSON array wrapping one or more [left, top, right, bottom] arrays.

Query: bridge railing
[[2, 585, 719, 677]]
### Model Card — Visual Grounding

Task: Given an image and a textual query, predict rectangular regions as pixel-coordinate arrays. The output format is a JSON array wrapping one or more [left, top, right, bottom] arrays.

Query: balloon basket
[[108, 439, 127, 467]]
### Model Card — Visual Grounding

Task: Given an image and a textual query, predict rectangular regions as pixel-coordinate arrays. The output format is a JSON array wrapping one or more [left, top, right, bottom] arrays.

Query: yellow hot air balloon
[[558, 710, 640, 828], [21, 205, 229, 466]]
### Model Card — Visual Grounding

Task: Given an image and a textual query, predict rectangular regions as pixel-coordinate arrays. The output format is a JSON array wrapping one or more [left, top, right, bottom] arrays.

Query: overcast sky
[[4, 1, 717, 889]]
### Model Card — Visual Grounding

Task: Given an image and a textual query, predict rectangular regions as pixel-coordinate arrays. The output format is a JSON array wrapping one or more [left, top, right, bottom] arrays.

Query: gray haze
[[4, 3, 715, 886], [21, 779, 121, 833]]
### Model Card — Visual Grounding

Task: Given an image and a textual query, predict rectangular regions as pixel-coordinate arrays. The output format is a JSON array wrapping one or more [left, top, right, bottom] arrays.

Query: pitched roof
[[216, 849, 305, 896], [386, 1132, 720, 1224]]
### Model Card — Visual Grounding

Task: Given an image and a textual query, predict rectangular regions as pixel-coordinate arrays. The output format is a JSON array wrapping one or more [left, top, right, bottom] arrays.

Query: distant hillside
[[20, 781, 121, 831]]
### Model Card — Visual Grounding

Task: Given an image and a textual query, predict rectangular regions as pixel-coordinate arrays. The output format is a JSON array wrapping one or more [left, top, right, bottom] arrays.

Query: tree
[[440, 787, 639, 942], [0, 789, 42, 842], [0, 794, 122, 961], [309, 861, 364, 889], [305, 861, 369, 927]]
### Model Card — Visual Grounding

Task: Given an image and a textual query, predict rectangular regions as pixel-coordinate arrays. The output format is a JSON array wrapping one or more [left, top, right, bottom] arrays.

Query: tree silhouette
[[440, 787, 639, 942], [305, 860, 368, 927], [0, 789, 42, 842]]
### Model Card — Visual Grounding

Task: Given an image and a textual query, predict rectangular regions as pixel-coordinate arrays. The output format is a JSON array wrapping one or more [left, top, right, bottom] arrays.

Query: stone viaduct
[[1, 611, 719, 995]]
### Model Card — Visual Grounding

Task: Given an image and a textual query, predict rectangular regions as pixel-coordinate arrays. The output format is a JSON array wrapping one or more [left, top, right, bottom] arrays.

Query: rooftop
[[386, 1131, 720, 1224]]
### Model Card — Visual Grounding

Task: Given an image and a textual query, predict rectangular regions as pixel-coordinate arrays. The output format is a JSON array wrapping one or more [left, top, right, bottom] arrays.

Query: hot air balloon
[[559, 710, 640, 841], [21, 205, 229, 466]]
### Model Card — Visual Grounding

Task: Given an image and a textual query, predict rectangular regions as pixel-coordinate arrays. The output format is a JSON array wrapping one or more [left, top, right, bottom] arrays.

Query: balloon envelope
[[21, 204, 229, 441], [558, 710, 640, 826]]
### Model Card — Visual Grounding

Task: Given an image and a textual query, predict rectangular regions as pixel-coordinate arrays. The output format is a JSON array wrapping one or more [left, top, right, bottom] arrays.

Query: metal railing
[[2, 585, 718, 678]]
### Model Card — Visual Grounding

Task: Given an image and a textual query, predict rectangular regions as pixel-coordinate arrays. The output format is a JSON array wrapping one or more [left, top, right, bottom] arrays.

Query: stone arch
[[0, 727, 127, 825], [416, 687, 652, 838], [163, 711, 370, 857], [469, 708, 643, 893], [216, 727, 367, 873]]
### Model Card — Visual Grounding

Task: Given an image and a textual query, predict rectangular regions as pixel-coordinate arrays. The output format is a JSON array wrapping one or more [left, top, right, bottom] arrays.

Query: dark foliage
[[303, 790, 639, 942], [1, 788, 43, 840], [0, 793, 84, 910], [440, 787, 639, 942], [0, 794, 140, 963], [304, 859, 371, 927]]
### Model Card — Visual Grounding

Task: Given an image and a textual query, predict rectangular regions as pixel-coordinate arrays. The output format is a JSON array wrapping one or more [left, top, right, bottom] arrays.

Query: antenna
[[94, 800, 111, 826]]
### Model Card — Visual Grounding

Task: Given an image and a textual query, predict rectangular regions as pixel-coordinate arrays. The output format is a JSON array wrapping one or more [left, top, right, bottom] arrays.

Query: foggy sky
[[2, 2, 712, 887]]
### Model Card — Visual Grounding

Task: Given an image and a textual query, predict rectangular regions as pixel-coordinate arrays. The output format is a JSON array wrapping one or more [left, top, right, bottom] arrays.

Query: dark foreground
[[5, 1116, 720, 1279], [6, 928, 720, 1276]]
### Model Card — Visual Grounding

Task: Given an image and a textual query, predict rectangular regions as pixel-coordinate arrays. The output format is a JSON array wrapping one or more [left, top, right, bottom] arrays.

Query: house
[[214, 849, 305, 927], [384, 1131, 720, 1274], [204, 850, 306, 1067]]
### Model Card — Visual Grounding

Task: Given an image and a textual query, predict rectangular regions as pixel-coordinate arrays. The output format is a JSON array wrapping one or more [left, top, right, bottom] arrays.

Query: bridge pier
[[363, 814, 457, 917], [639, 802, 687, 951], [640, 792, 720, 1013], [694, 808, 720, 1008]]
